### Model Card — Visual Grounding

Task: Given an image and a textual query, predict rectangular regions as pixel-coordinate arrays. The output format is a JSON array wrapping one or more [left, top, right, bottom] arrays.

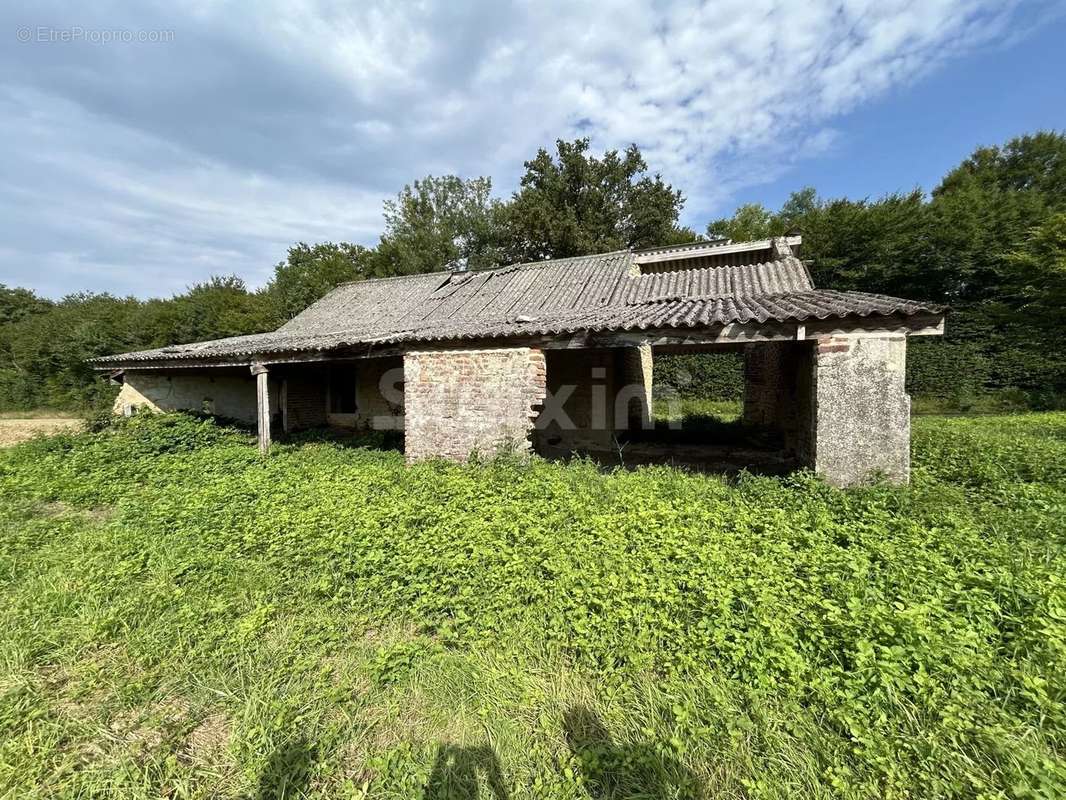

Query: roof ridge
[[333, 270, 448, 289], [330, 248, 634, 290], [502, 248, 632, 271], [631, 255, 804, 279]]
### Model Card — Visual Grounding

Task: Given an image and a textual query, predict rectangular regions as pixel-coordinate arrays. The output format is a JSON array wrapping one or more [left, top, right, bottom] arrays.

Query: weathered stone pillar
[[403, 347, 547, 463], [251, 363, 271, 454], [806, 335, 910, 486], [619, 343, 654, 431]]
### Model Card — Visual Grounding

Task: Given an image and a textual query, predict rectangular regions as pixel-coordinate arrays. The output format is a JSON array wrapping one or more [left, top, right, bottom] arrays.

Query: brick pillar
[[805, 335, 910, 486], [403, 347, 547, 463]]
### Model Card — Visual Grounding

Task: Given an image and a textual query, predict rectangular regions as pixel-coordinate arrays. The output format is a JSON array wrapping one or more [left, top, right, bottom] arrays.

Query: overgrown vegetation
[[0, 413, 1063, 798], [2, 131, 1065, 413]]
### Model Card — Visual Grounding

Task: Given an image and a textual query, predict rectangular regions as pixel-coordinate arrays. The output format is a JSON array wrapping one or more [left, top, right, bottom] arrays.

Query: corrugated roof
[[93, 241, 943, 367]]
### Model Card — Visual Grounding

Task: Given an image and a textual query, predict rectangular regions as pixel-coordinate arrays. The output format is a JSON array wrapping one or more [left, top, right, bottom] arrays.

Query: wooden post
[[251, 363, 270, 454]]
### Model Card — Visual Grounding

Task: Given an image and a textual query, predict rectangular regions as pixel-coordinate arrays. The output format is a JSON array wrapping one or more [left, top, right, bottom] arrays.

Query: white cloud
[[0, 0, 1056, 296], [0, 89, 384, 298]]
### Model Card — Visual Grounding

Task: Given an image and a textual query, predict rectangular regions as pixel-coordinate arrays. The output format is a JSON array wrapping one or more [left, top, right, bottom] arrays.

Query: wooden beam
[[251, 364, 270, 454], [92, 344, 411, 372]]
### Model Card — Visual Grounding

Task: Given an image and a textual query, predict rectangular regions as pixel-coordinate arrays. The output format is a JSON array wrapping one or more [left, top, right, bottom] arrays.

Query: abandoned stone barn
[[93, 237, 944, 486]]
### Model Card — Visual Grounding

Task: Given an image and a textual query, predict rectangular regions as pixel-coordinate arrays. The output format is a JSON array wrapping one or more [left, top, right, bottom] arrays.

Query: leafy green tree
[[705, 188, 818, 244], [919, 134, 1066, 397], [0, 285, 52, 326], [706, 189, 935, 298], [0, 279, 274, 412], [700, 133, 1066, 401], [936, 131, 1066, 201], [371, 176, 504, 276], [146, 276, 273, 344], [927, 167, 1047, 304], [800, 191, 935, 298], [0, 293, 144, 410], [923, 131, 1065, 305], [1004, 213, 1066, 325], [262, 242, 369, 324], [777, 187, 819, 230], [502, 139, 689, 262], [706, 203, 782, 241]]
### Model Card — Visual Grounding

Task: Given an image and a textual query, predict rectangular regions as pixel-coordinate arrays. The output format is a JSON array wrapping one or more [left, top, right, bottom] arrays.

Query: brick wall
[[742, 342, 791, 427], [404, 347, 547, 462], [538, 348, 619, 451], [535, 346, 654, 453], [283, 368, 327, 431], [741, 341, 813, 457]]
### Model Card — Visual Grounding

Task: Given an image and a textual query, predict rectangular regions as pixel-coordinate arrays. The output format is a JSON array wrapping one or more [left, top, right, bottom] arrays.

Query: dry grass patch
[[184, 712, 233, 763], [0, 417, 83, 447]]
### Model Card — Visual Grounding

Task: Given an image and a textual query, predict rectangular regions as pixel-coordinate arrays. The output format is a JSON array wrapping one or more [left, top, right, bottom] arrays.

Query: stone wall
[[113, 370, 261, 424], [620, 344, 654, 430], [808, 335, 909, 485], [404, 347, 547, 462], [357, 356, 404, 430]]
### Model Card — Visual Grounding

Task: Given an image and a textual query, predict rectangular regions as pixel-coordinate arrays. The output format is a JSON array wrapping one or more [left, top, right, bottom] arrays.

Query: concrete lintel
[[803, 313, 944, 339], [537, 314, 942, 351]]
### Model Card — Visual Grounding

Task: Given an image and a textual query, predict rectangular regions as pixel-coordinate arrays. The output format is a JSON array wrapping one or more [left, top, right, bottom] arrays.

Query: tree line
[[1, 133, 1063, 412]]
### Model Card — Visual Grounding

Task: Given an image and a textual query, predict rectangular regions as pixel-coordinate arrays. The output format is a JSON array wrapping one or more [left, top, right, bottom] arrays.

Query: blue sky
[[729, 8, 1066, 215], [1, 1, 1064, 299]]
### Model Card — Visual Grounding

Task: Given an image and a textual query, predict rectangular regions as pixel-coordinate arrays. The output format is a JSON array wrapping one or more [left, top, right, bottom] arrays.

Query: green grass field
[[1, 413, 1064, 799]]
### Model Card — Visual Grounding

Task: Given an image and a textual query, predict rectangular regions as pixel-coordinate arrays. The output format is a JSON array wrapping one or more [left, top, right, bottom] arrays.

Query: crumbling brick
[[404, 347, 548, 462]]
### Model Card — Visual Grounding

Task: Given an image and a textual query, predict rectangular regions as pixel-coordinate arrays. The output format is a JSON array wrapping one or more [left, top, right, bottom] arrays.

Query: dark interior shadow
[[563, 706, 702, 799], [256, 737, 317, 800], [424, 743, 510, 800], [281, 426, 404, 452], [536, 408, 798, 477]]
